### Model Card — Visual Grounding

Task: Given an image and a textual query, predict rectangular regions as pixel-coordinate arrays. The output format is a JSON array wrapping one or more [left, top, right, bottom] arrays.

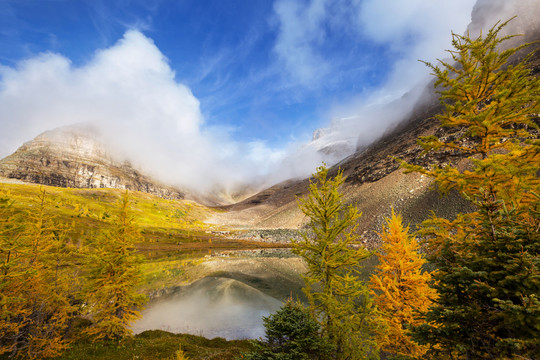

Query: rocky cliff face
[[468, 0, 540, 41], [0, 126, 184, 200]]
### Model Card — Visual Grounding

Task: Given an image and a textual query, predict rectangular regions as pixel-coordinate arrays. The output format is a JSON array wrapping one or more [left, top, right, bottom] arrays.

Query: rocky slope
[[208, 96, 476, 246], [0, 125, 185, 200], [210, 2, 540, 245]]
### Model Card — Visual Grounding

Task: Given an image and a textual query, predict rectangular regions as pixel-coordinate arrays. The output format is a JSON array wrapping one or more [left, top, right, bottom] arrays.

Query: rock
[[468, 0, 540, 42], [213, 2, 540, 249], [0, 125, 185, 200]]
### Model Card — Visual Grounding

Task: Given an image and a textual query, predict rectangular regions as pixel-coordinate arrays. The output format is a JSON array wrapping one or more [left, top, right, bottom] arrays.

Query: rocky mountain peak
[[0, 125, 185, 200]]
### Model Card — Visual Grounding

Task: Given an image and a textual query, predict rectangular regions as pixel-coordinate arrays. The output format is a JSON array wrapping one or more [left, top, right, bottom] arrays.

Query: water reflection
[[132, 276, 282, 340]]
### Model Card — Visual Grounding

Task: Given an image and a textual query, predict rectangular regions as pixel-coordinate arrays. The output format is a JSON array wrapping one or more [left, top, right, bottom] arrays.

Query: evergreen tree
[[370, 209, 436, 359], [405, 19, 540, 358], [84, 190, 146, 342], [292, 165, 381, 360], [241, 300, 333, 360]]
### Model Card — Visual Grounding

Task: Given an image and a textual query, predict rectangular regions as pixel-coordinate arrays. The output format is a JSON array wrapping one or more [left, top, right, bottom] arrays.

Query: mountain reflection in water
[[132, 277, 282, 340]]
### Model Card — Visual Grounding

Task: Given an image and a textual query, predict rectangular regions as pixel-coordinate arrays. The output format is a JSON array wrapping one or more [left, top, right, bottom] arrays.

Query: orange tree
[[370, 210, 436, 358], [405, 19, 540, 359]]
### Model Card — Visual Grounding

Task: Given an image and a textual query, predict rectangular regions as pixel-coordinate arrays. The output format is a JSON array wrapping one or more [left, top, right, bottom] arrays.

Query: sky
[[0, 0, 480, 192]]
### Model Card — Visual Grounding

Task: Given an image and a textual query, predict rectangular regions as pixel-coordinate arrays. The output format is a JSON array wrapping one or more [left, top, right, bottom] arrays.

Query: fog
[[270, 0, 539, 187], [467, 0, 540, 39], [0, 31, 282, 193], [1, 0, 535, 193], [132, 277, 282, 340]]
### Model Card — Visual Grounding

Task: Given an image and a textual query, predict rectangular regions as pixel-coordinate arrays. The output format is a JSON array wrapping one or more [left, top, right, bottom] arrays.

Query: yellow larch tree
[[0, 188, 77, 359], [293, 165, 382, 360], [370, 210, 436, 358], [0, 192, 28, 356], [405, 19, 539, 358], [84, 190, 146, 342]]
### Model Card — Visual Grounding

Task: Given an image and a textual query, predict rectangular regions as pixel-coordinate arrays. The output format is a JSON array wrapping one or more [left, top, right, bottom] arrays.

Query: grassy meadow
[[0, 181, 288, 293], [50, 330, 254, 360]]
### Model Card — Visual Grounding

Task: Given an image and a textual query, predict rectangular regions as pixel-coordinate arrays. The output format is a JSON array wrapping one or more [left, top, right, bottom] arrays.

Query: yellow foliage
[[370, 209, 436, 358], [293, 165, 381, 359], [84, 190, 147, 342], [175, 344, 190, 360], [0, 182, 211, 244], [0, 188, 77, 359]]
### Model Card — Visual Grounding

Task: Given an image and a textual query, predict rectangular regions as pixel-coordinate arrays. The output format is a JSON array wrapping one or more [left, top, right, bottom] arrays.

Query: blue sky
[[0, 0, 478, 190]]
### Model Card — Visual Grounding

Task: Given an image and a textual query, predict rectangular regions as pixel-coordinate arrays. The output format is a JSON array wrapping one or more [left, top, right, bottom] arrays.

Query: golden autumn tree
[[0, 193, 27, 356], [84, 190, 146, 342], [293, 165, 381, 360], [405, 19, 540, 358], [370, 210, 436, 358], [0, 188, 77, 359]]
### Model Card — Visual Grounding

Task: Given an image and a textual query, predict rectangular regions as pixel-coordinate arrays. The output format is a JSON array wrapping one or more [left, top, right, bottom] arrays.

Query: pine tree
[[242, 300, 333, 360], [370, 209, 436, 359], [405, 19, 540, 358], [84, 190, 146, 342], [292, 165, 381, 360]]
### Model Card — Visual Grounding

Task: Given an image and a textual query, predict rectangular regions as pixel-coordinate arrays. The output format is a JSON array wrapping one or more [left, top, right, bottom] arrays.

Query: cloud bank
[[0, 30, 282, 193], [269, 0, 477, 178]]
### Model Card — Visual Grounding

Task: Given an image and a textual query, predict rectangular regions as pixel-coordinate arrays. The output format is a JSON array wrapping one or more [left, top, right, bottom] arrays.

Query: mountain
[[210, 89, 475, 245], [0, 125, 185, 200], [211, 1, 540, 245]]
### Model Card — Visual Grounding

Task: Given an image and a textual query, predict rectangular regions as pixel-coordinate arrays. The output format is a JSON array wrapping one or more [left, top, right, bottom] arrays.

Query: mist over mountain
[[206, 0, 540, 243], [0, 0, 480, 194], [0, 125, 186, 200], [0, 0, 538, 201]]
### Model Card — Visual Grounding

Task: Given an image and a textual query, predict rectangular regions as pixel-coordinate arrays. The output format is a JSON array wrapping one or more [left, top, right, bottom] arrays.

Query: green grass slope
[[0, 330, 253, 360]]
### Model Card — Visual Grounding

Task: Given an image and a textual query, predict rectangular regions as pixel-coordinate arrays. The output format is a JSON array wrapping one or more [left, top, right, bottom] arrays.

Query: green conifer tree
[[85, 190, 146, 342], [241, 300, 333, 360], [405, 19, 540, 358], [292, 165, 381, 360]]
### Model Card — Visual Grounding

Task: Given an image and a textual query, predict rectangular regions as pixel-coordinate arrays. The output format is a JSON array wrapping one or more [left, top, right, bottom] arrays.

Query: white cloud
[[467, 0, 540, 39], [3, 1, 533, 196], [357, 0, 476, 96], [0, 30, 282, 193], [272, 0, 330, 87], [272, 0, 476, 93], [271, 0, 478, 160]]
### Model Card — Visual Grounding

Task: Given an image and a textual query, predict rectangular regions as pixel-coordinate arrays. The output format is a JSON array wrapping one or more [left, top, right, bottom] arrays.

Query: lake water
[[132, 276, 282, 340]]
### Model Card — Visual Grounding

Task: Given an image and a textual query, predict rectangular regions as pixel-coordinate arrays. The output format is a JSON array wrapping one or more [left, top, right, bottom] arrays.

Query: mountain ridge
[[0, 125, 186, 200]]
